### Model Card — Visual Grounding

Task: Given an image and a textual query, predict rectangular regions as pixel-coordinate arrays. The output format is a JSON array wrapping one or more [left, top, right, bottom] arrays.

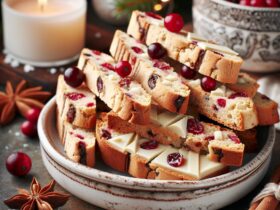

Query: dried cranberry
[[140, 140, 158, 150], [97, 76, 104, 93], [187, 118, 204, 135], [145, 12, 162, 20], [87, 102, 95, 107], [261, 95, 270, 100], [115, 61, 132, 78], [153, 61, 171, 70], [181, 65, 196, 79], [201, 76, 217, 92], [6, 152, 32, 176], [132, 46, 144, 54], [167, 152, 184, 167], [67, 105, 76, 123], [164, 13, 184, 33], [228, 134, 241, 144], [217, 98, 226, 108], [148, 74, 159, 89], [101, 63, 115, 71], [195, 142, 202, 147], [64, 67, 85, 88], [148, 43, 167, 59], [119, 78, 131, 88], [205, 135, 215, 141], [78, 142, 87, 165], [66, 92, 86, 101], [174, 96, 185, 112], [92, 50, 101, 55], [101, 129, 111, 139], [75, 134, 85, 140], [131, 57, 137, 65], [212, 104, 219, 111], [228, 92, 248, 99]]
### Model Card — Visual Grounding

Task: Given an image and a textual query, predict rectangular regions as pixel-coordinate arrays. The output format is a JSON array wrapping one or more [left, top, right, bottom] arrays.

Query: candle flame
[[38, 0, 48, 12]]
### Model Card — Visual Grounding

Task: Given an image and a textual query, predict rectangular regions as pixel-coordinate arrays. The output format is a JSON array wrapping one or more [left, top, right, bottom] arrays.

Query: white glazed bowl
[[192, 0, 280, 73], [38, 97, 276, 209]]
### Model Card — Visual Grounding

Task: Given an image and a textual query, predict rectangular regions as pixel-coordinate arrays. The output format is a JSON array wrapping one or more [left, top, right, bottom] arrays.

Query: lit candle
[[2, 0, 87, 67]]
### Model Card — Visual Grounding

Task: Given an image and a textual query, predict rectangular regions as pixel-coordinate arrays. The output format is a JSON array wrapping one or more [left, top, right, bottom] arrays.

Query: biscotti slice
[[253, 92, 279, 125], [110, 30, 190, 114], [183, 77, 258, 131], [56, 75, 96, 129], [77, 48, 152, 125], [107, 111, 244, 166], [226, 73, 259, 97], [63, 124, 96, 167], [127, 10, 243, 84], [96, 116, 132, 172]]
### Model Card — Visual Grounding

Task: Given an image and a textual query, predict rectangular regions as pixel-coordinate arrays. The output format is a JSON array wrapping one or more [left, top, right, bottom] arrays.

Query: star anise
[[0, 80, 51, 125], [4, 178, 70, 210]]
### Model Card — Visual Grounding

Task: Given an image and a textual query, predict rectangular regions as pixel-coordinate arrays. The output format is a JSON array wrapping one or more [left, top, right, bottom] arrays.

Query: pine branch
[[114, 0, 158, 18]]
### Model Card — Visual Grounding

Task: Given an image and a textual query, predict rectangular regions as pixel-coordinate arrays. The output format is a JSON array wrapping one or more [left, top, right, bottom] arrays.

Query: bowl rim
[[38, 97, 276, 190], [207, 0, 280, 11]]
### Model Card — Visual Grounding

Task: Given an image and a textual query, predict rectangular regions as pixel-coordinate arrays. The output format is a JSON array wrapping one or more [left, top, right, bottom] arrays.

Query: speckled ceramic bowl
[[38, 97, 276, 209], [192, 0, 280, 73]]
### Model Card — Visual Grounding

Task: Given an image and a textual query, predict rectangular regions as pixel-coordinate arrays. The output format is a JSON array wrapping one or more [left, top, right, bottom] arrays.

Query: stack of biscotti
[[77, 49, 152, 125], [126, 11, 279, 129], [56, 75, 96, 167], [96, 113, 228, 180]]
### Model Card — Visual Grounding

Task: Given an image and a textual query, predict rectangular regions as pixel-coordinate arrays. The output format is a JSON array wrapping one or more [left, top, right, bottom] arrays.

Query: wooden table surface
[[1, 2, 280, 209]]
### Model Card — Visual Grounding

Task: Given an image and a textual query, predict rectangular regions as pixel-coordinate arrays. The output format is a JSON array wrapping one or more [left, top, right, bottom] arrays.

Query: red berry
[[205, 135, 215, 141], [21, 121, 37, 137], [148, 43, 167, 59], [266, 0, 279, 7], [239, 0, 251, 5], [217, 98, 227, 108], [167, 152, 184, 167], [26, 108, 41, 123], [115, 61, 132, 78], [64, 67, 85, 88], [181, 65, 197, 79], [250, 0, 266, 7], [140, 140, 158, 150], [187, 118, 204, 135], [201, 76, 217, 92], [164, 13, 184, 33], [6, 152, 32, 176]]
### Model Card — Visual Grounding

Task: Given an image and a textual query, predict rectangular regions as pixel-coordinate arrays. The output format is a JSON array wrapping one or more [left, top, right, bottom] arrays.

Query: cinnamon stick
[[250, 166, 280, 210]]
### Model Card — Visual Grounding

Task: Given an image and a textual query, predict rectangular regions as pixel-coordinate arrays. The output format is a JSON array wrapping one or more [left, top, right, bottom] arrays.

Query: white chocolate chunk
[[129, 86, 141, 95], [197, 42, 239, 56], [188, 79, 200, 86], [168, 117, 188, 138], [136, 138, 168, 161], [108, 74, 119, 81], [107, 133, 135, 152], [187, 32, 208, 42], [151, 148, 199, 179], [165, 73, 178, 82], [125, 134, 140, 154], [214, 131, 224, 141], [157, 112, 185, 127], [182, 149, 200, 179], [200, 155, 226, 179], [210, 87, 226, 97], [237, 77, 247, 84]]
